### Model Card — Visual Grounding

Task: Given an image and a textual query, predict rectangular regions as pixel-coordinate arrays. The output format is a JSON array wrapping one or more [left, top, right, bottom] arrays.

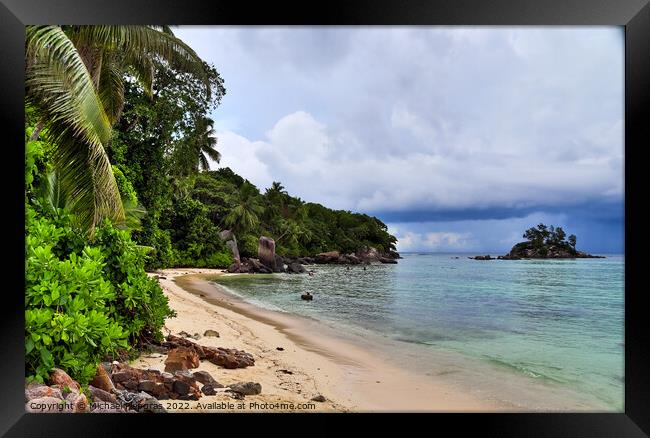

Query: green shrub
[[93, 220, 176, 345], [25, 208, 175, 385], [112, 164, 138, 206], [25, 210, 128, 384]]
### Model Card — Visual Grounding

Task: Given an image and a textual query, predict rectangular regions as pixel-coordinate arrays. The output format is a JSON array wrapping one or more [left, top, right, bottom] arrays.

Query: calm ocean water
[[212, 253, 624, 410]]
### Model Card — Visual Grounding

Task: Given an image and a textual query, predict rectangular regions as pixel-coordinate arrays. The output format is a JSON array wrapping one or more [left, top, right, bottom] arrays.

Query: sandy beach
[[132, 268, 510, 412]]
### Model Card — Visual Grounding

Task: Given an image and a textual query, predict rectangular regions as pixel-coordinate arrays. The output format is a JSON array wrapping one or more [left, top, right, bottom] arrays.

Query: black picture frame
[[1, 0, 648, 435]]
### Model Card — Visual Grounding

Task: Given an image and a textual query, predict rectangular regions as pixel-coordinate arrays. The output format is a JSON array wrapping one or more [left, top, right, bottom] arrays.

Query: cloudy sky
[[175, 26, 624, 253]]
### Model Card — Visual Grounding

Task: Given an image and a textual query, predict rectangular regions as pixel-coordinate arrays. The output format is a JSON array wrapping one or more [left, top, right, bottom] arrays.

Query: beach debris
[[228, 381, 262, 396], [278, 369, 293, 375], [192, 370, 223, 388], [301, 292, 313, 301], [276, 347, 285, 351], [203, 329, 220, 337], [311, 394, 327, 402], [90, 363, 116, 393], [165, 346, 201, 373], [164, 334, 255, 369]]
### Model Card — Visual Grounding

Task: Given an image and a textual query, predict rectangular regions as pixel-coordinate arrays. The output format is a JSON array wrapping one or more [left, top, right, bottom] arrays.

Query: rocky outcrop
[[163, 334, 255, 369], [26, 368, 127, 413], [220, 229, 241, 270], [89, 363, 115, 393], [314, 247, 400, 265], [258, 236, 279, 271], [501, 241, 605, 260], [470, 255, 494, 260], [110, 362, 202, 401], [164, 346, 200, 373], [315, 251, 340, 263], [48, 367, 81, 392], [378, 257, 398, 264], [287, 262, 306, 274]]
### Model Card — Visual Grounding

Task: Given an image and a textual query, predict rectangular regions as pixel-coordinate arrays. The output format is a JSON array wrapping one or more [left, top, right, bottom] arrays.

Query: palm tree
[[25, 25, 209, 233], [169, 116, 221, 176], [223, 182, 264, 234], [196, 117, 221, 171]]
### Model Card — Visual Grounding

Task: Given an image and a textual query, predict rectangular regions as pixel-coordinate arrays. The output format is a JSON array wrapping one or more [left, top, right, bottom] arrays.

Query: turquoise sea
[[211, 253, 624, 410]]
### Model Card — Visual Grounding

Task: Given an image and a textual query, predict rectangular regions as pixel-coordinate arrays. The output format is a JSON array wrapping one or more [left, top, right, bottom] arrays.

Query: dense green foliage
[[523, 223, 578, 254], [25, 139, 174, 385], [24, 25, 397, 387]]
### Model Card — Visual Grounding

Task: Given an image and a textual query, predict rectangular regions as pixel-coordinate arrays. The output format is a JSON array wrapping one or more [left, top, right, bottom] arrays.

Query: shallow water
[[212, 253, 624, 410]]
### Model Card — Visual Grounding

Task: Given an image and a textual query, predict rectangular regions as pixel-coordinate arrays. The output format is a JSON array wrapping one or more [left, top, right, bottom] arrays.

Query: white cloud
[[180, 26, 624, 251]]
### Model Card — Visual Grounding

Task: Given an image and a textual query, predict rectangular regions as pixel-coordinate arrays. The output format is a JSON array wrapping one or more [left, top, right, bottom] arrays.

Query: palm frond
[[198, 153, 210, 171], [201, 146, 221, 164], [71, 26, 209, 92], [97, 52, 125, 125], [26, 25, 112, 149], [46, 124, 125, 234]]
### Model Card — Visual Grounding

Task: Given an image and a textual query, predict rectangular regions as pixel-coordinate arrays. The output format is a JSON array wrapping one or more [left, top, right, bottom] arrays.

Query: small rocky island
[[472, 223, 604, 260]]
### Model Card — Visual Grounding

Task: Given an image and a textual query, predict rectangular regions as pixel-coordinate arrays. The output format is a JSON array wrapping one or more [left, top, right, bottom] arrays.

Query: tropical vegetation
[[24, 25, 397, 384]]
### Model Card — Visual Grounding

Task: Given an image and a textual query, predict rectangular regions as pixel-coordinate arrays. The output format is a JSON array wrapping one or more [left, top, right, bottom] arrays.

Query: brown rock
[[201, 385, 217, 395], [48, 368, 80, 392], [172, 380, 191, 396], [228, 381, 262, 396], [70, 392, 89, 413], [90, 363, 115, 393], [164, 335, 254, 369], [88, 385, 118, 404], [258, 236, 277, 270], [138, 380, 157, 392], [192, 370, 223, 388], [25, 382, 63, 401], [203, 329, 220, 337], [315, 251, 340, 263], [111, 372, 131, 384], [165, 347, 200, 373], [204, 347, 255, 369]]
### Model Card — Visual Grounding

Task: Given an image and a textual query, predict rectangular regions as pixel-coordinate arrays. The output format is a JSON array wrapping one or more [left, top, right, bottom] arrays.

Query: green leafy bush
[[25, 209, 128, 384], [93, 220, 175, 344], [25, 207, 175, 384]]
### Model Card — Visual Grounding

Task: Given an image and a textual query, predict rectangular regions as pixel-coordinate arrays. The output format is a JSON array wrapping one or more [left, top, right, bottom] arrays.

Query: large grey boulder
[[219, 229, 241, 269], [258, 236, 276, 271]]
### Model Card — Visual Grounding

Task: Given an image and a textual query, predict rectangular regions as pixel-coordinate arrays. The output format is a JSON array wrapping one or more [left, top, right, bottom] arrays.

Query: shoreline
[[136, 268, 613, 412]]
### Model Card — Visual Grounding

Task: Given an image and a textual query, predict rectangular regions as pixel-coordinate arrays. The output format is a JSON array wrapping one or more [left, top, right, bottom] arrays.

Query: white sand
[[131, 268, 504, 413]]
